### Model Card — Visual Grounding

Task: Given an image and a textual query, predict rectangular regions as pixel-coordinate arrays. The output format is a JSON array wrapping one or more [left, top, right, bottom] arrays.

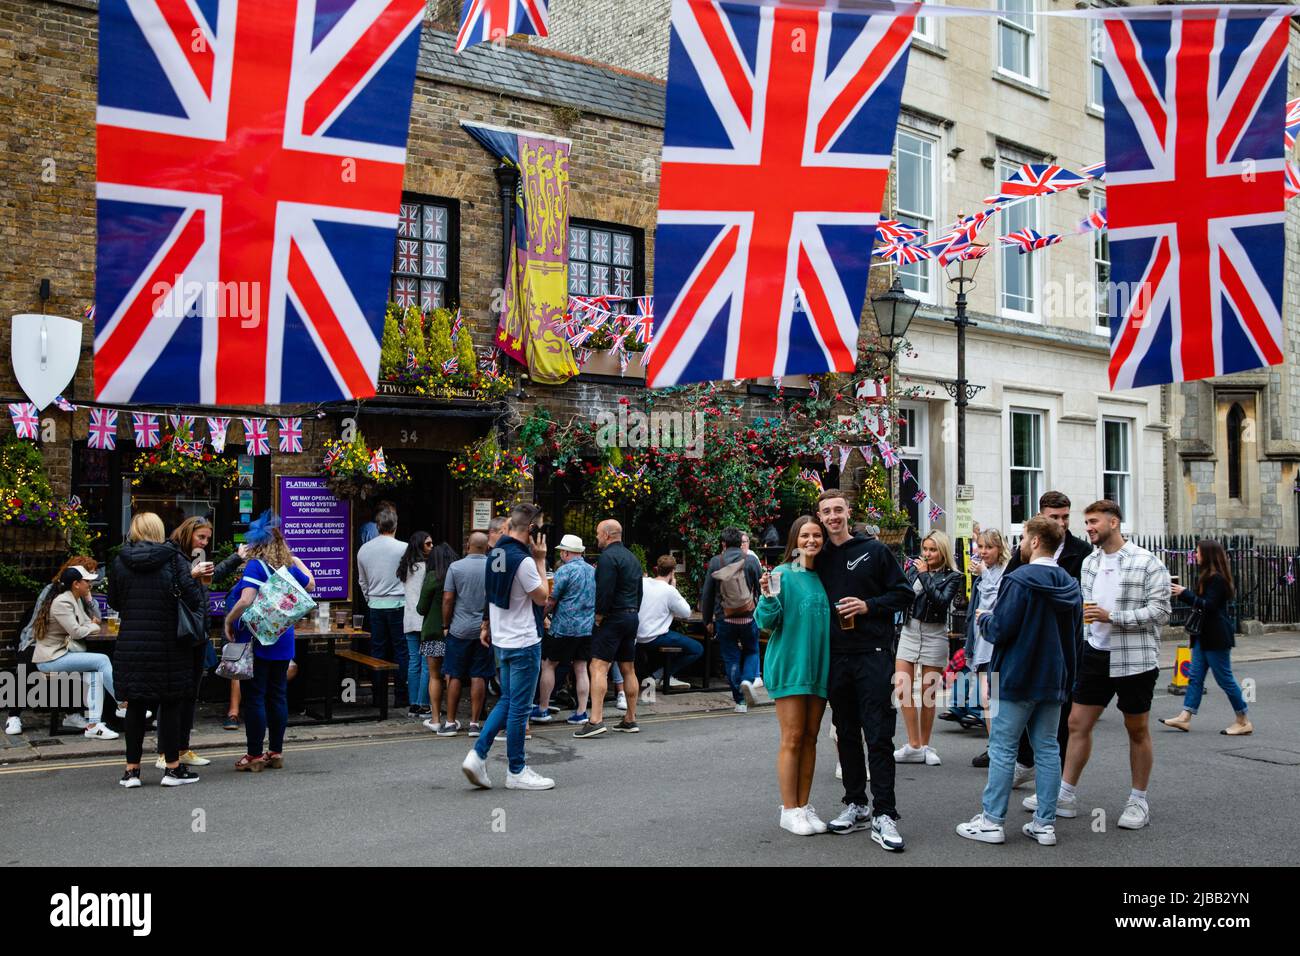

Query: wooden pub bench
[[333, 649, 400, 721]]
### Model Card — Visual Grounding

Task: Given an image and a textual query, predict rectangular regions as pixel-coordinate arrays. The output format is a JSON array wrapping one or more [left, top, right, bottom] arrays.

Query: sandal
[[263, 752, 284, 769], [234, 754, 266, 772]]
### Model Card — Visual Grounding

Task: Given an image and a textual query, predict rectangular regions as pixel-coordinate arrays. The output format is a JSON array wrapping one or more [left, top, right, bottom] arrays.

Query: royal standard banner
[[464, 123, 579, 385]]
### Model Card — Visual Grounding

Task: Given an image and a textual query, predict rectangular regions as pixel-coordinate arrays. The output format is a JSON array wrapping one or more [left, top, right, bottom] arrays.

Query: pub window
[[1227, 402, 1245, 500], [569, 220, 642, 312], [392, 195, 459, 311]]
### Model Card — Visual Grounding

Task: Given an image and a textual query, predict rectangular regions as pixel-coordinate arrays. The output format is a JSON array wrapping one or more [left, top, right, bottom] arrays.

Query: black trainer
[[119, 768, 142, 789], [161, 765, 200, 787], [573, 720, 607, 738], [972, 750, 990, 768], [613, 719, 640, 733]]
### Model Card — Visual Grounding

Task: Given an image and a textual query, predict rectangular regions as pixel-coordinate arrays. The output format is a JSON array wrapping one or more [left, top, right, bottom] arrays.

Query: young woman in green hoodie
[[756, 515, 832, 837]]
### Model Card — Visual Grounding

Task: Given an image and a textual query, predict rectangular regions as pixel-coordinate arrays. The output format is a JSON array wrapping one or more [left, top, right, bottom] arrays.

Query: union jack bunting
[[857, 445, 874, 465], [1286, 96, 1300, 149], [131, 413, 160, 448], [54, 395, 78, 413], [923, 210, 993, 265], [838, 445, 852, 471], [93, 0, 428, 404], [8, 403, 39, 441], [876, 219, 928, 245], [874, 239, 933, 265], [900, 462, 914, 483], [206, 417, 230, 454], [877, 440, 899, 468], [1077, 206, 1108, 234], [1081, 160, 1107, 181], [630, 300, 655, 347], [277, 417, 303, 454], [87, 408, 119, 451], [649, 0, 918, 386], [242, 418, 269, 456], [928, 503, 944, 523], [797, 468, 823, 493], [999, 228, 1064, 254], [912, 490, 927, 505], [1102, 13, 1288, 388], [1287, 160, 1300, 201], [984, 164, 1090, 206], [168, 414, 195, 434], [449, 308, 464, 339], [455, 0, 550, 53], [518, 455, 532, 480], [367, 448, 387, 476]]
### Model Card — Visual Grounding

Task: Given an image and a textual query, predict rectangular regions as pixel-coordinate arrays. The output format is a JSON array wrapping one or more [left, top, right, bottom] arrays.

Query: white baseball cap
[[555, 534, 585, 554]]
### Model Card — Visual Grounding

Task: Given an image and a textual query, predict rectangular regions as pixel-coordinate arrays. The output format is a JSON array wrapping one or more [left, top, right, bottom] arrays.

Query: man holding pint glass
[[814, 490, 915, 851]]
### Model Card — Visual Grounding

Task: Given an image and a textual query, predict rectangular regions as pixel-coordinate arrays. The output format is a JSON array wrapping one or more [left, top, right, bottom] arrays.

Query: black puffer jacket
[[109, 541, 205, 701], [904, 565, 963, 625]]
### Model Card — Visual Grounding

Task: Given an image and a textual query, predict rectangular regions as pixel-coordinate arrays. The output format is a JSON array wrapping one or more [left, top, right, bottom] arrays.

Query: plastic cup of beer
[[768, 568, 782, 596], [353, 614, 365, 631], [837, 602, 855, 630]]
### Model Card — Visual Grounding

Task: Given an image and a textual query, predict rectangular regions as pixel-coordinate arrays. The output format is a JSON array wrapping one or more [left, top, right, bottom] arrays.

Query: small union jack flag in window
[[398, 204, 420, 238], [394, 277, 418, 309], [395, 240, 420, 274]]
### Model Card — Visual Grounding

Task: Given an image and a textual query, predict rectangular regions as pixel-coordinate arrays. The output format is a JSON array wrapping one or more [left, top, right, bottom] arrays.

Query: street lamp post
[[940, 247, 988, 488]]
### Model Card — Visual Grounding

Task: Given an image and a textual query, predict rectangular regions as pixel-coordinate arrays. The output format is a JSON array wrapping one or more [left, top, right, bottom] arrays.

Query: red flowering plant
[[448, 433, 530, 508]]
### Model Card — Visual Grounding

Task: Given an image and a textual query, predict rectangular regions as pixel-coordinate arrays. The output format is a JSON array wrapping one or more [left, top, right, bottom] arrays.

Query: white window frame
[[898, 403, 930, 536], [1009, 408, 1045, 531], [1091, 186, 1110, 335], [997, 156, 1041, 323], [894, 125, 941, 306], [913, 15, 937, 46], [1088, 18, 1105, 112], [996, 0, 1039, 85], [1100, 417, 1133, 530]]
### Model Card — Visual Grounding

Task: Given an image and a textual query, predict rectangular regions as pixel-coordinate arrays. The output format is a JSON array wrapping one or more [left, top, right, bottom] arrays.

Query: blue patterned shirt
[[549, 557, 596, 637]]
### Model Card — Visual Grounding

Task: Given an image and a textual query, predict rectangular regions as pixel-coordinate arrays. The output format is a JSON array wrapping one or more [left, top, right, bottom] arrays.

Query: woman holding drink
[[756, 515, 832, 836], [894, 531, 962, 766]]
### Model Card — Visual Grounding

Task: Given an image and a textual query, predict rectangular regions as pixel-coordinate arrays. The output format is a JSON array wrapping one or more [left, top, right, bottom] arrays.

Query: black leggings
[[125, 700, 182, 765], [176, 644, 207, 752]]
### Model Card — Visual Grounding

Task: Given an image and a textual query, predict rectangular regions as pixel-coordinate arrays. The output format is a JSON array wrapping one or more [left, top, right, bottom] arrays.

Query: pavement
[[4, 630, 1299, 766], [2, 647, 1298, 866]]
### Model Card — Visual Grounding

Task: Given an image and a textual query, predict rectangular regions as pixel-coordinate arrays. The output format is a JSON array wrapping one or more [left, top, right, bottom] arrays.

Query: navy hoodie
[[980, 561, 1082, 703]]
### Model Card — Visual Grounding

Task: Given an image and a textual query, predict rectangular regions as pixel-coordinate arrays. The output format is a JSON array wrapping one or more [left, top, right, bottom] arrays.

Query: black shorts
[[542, 633, 592, 664], [590, 610, 638, 663], [1073, 644, 1159, 715]]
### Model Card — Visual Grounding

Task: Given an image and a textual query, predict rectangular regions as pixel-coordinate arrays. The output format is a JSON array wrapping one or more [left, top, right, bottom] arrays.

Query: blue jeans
[[643, 632, 703, 681], [36, 653, 116, 722], [245, 657, 290, 755], [369, 608, 408, 694], [716, 620, 759, 703], [475, 644, 541, 775], [1184, 646, 1247, 715], [983, 698, 1062, 826], [405, 633, 429, 708]]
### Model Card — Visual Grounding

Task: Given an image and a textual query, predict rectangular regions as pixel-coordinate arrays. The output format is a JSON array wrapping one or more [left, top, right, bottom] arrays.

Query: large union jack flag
[[94, 0, 427, 405], [1103, 13, 1288, 389], [455, 0, 549, 53], [649, 0, 917, 387]]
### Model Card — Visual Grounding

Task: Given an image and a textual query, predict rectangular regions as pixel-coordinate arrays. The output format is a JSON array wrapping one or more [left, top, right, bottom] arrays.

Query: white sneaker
[[923, 745, 941, 766], [615, 692, 627, 712], [734, 702, 748, 714], [1012, 762, 1035, 790], [640, 678, 656, 705], [83, 724, 119, 740], [461, 750, 492, 789], [179, 750, 210, 767], [740, 680, 758, 707], [893, 744, 925, 763], [668, 677, 691, 690], [506, 766, 555, 790], [956, 812, 1006, 844], [835, 760, 842, 780], [1118, 798, 1150, 830], [63, 714, 90, 730], [827, 803, 872, 834], [871, 814, 905, 852], [1023, 820, 1058, 846], [1023, 790, 1078, 818], [780, 806, 816, 836], [753, 677, 764, 689], [802, 805, 829, 834], [4, 716, 21, 735]]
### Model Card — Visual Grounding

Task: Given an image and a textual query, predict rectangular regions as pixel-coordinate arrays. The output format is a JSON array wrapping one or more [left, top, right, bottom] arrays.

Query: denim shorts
[[442, 634, 495, 681]]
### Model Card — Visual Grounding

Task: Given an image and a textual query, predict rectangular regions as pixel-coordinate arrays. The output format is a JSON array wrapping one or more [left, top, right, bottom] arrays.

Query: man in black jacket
[[815, 490, 915, 851], [1003, 490, 1091, 785], [575, 519, 643, 738]]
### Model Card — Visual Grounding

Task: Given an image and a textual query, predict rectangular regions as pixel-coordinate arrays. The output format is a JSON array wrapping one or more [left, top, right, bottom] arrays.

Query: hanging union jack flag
[[277, 417, 303, 454], [874, 239, 932, 265], [1285, 96, 1300, 150], [8, 403, 39, 441], [1077, 206, 1108, 234], [983, 163, 1089, 206], [131, 412, 160, 448], [876, 219, 928, 245], [455, 0, 549, 53], [1103, 12, 1288, 389], [87, 409, 119, 451], [649, 0, 917, 387], [1286, 160, 1300, 201], [1081, 160, 1107, 181], [1000, 228, 1063, 254], [93, 0, 427, 405], [242, 418, 270, 456]]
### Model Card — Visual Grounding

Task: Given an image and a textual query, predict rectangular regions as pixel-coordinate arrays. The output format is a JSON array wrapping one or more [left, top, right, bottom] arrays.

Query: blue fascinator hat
[[245, 510, 281, 547]]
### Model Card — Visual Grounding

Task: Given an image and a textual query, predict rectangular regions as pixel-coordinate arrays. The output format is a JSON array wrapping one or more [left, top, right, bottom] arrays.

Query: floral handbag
[[216, 641, 253, 680], [241, 561, 316, 645]]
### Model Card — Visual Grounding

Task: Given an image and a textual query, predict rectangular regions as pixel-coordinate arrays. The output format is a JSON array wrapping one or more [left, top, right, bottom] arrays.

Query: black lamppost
[[869, 276, 921, 363], [940, 246, 988, 488]]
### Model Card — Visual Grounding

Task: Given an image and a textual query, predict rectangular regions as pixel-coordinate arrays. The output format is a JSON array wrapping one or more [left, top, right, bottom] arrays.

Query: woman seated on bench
[[32, 565, 119, 740], [224, 511, 314, 773]]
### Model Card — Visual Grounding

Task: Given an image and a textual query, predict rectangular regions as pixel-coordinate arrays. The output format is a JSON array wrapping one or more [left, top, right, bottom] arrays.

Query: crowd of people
[[4, 485, 1255, 846]]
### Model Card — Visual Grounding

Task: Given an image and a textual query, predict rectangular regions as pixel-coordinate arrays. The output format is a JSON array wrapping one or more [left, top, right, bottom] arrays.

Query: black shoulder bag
[[171, 557, 209, 647]]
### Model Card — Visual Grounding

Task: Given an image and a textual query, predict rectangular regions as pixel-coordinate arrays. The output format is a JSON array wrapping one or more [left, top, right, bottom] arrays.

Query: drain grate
[[1222, 747, 1300, 765]]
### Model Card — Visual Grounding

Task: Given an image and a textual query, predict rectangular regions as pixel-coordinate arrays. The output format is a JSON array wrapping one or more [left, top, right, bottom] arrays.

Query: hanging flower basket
[[319, 434, 411, 501]]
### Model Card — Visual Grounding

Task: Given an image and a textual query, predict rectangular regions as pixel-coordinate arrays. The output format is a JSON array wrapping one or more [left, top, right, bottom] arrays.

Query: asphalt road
[[3, 657, 1297, 867]]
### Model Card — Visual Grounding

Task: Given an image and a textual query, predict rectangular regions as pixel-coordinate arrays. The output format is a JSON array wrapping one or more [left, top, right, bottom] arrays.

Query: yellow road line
[[0, 707, 762, 776]]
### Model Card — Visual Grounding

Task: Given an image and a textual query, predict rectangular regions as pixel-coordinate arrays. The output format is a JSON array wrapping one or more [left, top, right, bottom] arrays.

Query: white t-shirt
[[1087, 551, 1122, 651], [637, 576, 692, 642], [488, 558, 543, 649]]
